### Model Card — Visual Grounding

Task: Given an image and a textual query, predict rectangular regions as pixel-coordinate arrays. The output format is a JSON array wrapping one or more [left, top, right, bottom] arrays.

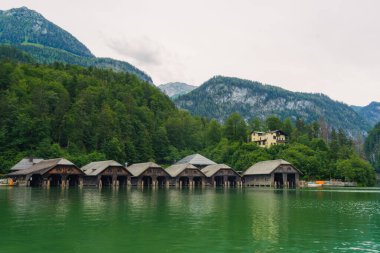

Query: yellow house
[[251, 130, 287, 148]]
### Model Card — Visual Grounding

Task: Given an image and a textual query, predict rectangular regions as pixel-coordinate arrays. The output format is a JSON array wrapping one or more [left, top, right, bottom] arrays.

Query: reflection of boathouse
[[175, 154, 216, 169], [201, 164, 242, 187], [243, 160, 301, 187], [127, 162, 170, 187], [81, 160, 131, 187], [166, 163, 206, 187], [7, 158, 84, 187]]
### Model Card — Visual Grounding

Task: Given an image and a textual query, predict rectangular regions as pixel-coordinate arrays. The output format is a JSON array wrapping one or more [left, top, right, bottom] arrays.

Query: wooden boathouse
[[127, 162, 171, 187], [81, 160, 131, 187], [243, 159, 302, 187], [201, 164, 242, 187], [175, 154, 216, 169], [7, 158, 84, 187], [166, 163, 206, 187]]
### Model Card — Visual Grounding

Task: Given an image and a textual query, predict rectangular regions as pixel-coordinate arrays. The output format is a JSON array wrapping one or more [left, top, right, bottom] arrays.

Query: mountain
[[354, 102, 380, 127], [0, 7, 152, 82], [174, 76, 370, 133], [158, 82, 197, 98]]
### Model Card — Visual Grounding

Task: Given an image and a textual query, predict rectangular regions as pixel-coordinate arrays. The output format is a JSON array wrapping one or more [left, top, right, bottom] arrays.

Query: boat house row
[[7, 154, 301, 188]]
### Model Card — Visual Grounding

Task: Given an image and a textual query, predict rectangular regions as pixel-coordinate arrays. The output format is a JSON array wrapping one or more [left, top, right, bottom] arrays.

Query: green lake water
[[0, 187, 379, 253]]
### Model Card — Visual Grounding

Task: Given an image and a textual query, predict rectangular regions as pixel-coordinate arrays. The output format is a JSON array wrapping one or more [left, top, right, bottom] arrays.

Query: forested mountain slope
[[174, 76, 370, 134], [0, 7, 152, 82]]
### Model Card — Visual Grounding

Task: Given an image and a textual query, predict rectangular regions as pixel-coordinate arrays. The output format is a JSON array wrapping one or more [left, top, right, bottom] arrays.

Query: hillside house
[[251, 130, 287, 148]]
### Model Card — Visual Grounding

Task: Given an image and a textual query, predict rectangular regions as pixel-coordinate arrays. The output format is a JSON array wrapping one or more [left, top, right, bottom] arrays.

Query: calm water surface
[[0, 187, 379, 253]]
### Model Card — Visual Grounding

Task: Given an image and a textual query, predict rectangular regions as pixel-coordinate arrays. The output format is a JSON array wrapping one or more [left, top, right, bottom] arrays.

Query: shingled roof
[[7, 158, 77, 176], [126, 162, 162, 177], [165, 163, 202, 177], [201, 164, 239, 177], [243, 159, 301, 175], [10, 158, 44, 171], [175, 154, 216, 166], [81, 160, 125, 176]]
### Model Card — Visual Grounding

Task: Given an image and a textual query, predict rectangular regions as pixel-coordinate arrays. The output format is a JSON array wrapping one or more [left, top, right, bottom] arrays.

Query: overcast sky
[[1, 0, 379, 105]]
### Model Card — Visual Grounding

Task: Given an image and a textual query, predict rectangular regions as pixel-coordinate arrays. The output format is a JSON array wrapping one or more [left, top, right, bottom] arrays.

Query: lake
[[0, 187, 379, 253]]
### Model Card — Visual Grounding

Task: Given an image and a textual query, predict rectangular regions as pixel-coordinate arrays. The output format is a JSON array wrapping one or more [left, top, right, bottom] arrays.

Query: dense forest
[[0, 47, 377, 186], [365, 123, 380, 172]]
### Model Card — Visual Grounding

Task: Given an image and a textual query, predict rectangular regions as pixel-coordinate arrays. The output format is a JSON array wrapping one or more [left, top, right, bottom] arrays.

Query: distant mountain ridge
[[0, 7, 152, 82], [174, 76, 371, 134], [353, 102, 380, 127], [158, 82, 197, 98]]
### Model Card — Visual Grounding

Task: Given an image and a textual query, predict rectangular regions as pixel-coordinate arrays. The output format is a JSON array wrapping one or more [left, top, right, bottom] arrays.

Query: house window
[[273, 136, 276, 139]]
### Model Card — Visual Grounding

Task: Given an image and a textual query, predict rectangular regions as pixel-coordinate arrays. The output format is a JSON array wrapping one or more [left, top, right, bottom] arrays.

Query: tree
[[365, 123, 380, 171], [224, 113, 247, 142], [282, 117, 293, 137], [336, 155, 376, 186], [266, 115, 283, 131], [206, 119, 222, 146]]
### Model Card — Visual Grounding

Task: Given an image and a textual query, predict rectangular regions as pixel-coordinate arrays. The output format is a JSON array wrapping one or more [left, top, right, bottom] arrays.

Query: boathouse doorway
[[117, 176, 128, 187], [29, 174, 43, 187], [157, 176, 167, 187], [274, 173, 284, 187], [100, 175, 112, 186], [214, 176, 224, 187], [287, 173, 296, 188], [179, 177, 189, 187], [228, 176, 237, 187], [193, 177, 202, 187], [50, 174, 62, 187], [68, 175, 79, 187], [142, 176, 152, 187]]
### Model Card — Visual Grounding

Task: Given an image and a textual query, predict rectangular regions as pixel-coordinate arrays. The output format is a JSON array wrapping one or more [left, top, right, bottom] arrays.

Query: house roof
[[175, 154, 216, 166], [126, 162, 162, 177], [165, 163, 201, 177], [10, 158, 44, 171], [81, 160, 125, 176], [201, 164, 238, 177], [243, 159, 300, 175], [7, 158, 77, 176]]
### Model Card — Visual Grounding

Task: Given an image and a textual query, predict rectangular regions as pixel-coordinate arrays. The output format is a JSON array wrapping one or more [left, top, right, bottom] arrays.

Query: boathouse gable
[[201, 164, 242, 187], [81, 160, 131, 187], [243, 159, 301, 187], [166, 163, 206, 187], [175, 154, 216, 169], [7, 158, 83, 187], [127, 162, 170, 187]]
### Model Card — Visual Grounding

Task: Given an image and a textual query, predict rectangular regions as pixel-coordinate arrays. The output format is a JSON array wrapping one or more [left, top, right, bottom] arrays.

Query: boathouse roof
[[7, 158, 77, 176], [81, 160, 124, 176], [175, 154, 216, 166], [243, 159, 301, 175], [126, 162, 162, 177], [165, 163, 201, 177], [201, 164, 239, 177], [10, 158, 44, 171]]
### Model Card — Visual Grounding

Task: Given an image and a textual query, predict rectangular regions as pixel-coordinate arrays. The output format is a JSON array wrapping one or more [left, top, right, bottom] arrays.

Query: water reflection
[[0, 187, 379, 253]]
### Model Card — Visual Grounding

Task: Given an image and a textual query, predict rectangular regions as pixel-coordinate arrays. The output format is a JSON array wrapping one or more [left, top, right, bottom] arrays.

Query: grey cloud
[[106, 36, 164, 66]]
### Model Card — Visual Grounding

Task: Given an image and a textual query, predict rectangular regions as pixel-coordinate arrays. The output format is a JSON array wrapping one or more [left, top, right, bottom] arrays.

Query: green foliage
[[336, 155, 376, 186], [224, 113, 247, 142], [365, 123, 380, 171], [266, 115, 283, 131]]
